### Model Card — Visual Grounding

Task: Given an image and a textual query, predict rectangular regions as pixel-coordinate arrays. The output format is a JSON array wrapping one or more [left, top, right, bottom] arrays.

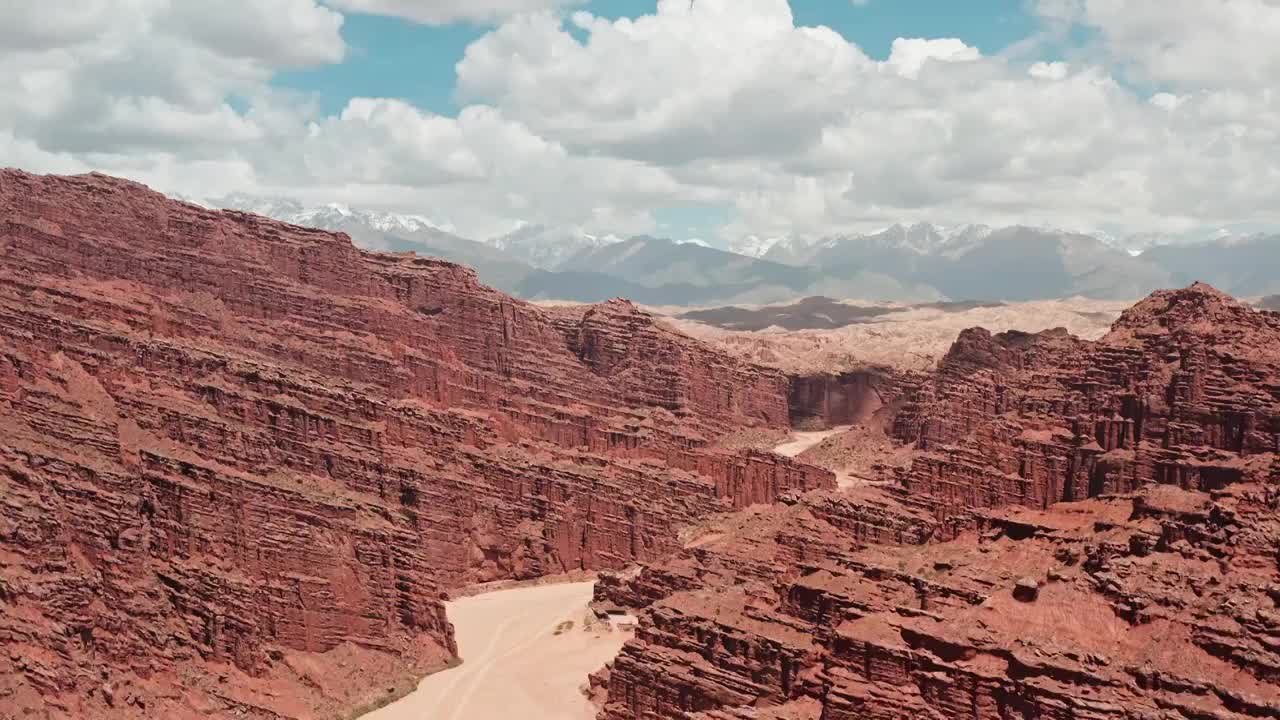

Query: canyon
[[1, 169, 1278, 720], [0, 170, 829, 719], [593, 283, 1280, 719]]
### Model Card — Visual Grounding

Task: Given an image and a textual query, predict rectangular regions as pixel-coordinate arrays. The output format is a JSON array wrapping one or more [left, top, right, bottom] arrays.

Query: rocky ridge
[[0, 170, 832, 719], [594, 282, 1280, 719]]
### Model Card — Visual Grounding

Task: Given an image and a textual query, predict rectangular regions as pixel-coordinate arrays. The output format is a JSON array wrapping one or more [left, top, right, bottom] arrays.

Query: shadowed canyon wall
[[787, 370, 896, 429]]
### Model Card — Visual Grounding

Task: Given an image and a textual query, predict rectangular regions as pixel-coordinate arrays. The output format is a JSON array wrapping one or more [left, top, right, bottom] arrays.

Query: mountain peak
[[213, 193, 452, 237], [489, 224, 627, 269], [729, 234, 791, 258], [1108, 282, 1260, 339]]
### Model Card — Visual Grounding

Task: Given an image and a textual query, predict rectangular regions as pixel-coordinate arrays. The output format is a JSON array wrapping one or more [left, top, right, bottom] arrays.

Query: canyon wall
[[786, 370, 895, 429], [597, 283, 1280, 719], [0, 170, 831, 720]]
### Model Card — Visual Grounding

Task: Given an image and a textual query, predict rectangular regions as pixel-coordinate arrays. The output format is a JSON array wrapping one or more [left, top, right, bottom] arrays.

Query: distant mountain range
[[489, 224, 624, 269], [732, 223, 995, 264], [676, 296, 1009, 332], [213, 196, 1280, 307]]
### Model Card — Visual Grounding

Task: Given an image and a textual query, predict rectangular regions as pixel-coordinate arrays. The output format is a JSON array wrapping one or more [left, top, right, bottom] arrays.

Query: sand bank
[[361, 581, 629, 720]]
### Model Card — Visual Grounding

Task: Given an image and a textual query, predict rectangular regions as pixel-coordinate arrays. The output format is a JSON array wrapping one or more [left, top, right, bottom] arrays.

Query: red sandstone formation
[[596, 283, 1280, 719], [0, 170, 833, 719], [6, 169, 1279, 720]]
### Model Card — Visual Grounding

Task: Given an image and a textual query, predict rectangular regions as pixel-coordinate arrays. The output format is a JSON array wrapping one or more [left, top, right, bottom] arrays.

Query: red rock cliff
[[0, 170, 831, 719], [596, 283, 1280, 720]]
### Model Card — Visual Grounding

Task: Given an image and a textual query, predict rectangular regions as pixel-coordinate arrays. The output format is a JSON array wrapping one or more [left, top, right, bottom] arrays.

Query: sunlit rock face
[[596, 282, 1280, 720], [0, 170, 832, 719]]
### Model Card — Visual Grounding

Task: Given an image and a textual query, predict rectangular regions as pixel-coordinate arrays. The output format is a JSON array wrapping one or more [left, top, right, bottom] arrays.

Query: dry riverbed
[[363, 430, 850, 720], [771, 426, 851, 459], [361, 582, 631, 720]]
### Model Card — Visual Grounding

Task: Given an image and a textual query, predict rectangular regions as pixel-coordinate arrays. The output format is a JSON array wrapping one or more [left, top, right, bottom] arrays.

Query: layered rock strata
[[0, 170, 831, 719], [597, 283, 1280, 719]]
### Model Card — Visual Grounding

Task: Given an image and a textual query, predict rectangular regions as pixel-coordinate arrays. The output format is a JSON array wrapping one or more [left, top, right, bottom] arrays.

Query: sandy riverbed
[[361, 582, 630, 720], [771, 426, 850, 458], [363, 432, 842, 720]]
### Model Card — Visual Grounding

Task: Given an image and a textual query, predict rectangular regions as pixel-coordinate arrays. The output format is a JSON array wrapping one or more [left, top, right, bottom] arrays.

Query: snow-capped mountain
[[728, 234, 790, 258], [851, 223, 994, 254], [866, 223, 947, 253], [1115, 231, 1179, 256], [486, 223, 624, 269], [217, 193, 455, 237], [745, 223, 994, 266], [193, 193, 1280, 304], [677, 238, 713, 248], [210, 193, 542, 292]]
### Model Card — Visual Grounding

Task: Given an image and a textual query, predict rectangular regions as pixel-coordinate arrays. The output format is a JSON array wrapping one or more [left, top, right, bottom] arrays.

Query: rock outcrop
[[0, 170, 832, 719], [597, 283, 1280, 719]]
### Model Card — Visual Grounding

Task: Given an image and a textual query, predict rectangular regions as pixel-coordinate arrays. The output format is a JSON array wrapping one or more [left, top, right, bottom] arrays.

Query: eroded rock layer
[[0, 170, 832, 719], [597, 283, 1280, 719]]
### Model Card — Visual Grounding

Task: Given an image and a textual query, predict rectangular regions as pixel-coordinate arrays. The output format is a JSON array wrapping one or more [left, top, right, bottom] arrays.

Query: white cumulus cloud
[[1028, 61, 1069, 80], [0, 0, 345, 156], [457, 1, 871, 165], [885, 37, 981, 78], [1033, 0, 1280, 90], [1, 0, 1278, 245]]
